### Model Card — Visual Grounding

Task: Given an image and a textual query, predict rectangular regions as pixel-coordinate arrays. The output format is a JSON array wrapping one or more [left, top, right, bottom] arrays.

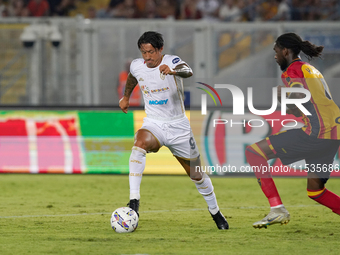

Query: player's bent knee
[[245, 144, 268, 161], [133, 140, 149, 151], [134, 137, 160, 153]]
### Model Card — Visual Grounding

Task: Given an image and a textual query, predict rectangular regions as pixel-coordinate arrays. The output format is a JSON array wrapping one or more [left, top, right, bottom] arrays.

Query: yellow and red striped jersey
[[282, 59, 340, 140]]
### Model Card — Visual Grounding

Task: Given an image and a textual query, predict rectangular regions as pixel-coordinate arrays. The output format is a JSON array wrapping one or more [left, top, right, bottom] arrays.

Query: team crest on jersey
[[172, 57, 180, 64], [140, 85, 151, 97], [139, 77, 144, 81], [160, 72, 166, 80], [151, 87, 170, 94]]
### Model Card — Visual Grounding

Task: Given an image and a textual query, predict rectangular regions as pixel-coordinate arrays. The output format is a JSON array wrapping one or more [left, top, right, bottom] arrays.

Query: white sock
[[192, 173, 219, 214], [271, 204, 284, 209], [129, 146, 146, 200]]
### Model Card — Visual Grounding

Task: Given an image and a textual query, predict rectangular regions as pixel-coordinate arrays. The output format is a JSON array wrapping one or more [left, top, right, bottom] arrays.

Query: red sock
[[308, 188, 340, 215], [246, 145, 283, 207]]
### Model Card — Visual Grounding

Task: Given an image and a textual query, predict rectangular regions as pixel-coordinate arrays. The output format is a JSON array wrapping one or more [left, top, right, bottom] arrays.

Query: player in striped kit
[[246, 32, 340, 229], [119, 31, 229, 229]]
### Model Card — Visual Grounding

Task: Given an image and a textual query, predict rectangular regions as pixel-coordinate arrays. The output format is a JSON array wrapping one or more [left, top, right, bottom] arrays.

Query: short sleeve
[[286, 66, 305, 88], [168, 55, 187, 69], [129, 59, 139, 78]]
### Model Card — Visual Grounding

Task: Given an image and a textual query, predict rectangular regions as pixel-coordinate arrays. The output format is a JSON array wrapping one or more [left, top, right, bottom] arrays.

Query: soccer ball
[[110, 207, 139, 233]]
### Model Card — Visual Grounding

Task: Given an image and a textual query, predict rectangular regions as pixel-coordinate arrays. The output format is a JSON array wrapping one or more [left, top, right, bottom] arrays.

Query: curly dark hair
[[276, 32, 324, 60]]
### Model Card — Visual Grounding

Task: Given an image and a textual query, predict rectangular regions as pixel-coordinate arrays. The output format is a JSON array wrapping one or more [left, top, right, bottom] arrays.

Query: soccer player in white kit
[[119, 31, 229, 229]]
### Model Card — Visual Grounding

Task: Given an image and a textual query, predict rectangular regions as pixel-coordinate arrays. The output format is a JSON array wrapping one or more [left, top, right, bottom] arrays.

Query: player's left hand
[[159, 64, 176, 75]]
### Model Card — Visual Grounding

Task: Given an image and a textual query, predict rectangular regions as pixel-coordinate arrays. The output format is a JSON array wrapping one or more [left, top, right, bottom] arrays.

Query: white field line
[[0, 204, 320, 219]]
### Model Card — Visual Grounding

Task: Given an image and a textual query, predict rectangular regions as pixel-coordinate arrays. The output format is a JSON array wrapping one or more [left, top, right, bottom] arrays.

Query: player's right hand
[[159, 64, 175, 75], [119, 96, 129, 114]]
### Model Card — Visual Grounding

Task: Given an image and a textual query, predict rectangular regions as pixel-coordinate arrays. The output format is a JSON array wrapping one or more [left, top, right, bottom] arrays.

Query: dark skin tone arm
[[286, 84, 306, 117], [277, 84, 306, 117]]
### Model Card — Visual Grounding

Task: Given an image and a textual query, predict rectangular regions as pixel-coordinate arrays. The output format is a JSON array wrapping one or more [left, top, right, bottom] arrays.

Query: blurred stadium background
[[0, 0, 340, 174]]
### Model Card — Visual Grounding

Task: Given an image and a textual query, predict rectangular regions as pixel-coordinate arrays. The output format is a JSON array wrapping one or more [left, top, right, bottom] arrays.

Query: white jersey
[[130, 55, 190, 120]]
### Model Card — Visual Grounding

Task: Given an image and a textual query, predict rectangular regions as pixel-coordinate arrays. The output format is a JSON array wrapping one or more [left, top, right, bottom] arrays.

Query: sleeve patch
[[172, 57, 180, 64]]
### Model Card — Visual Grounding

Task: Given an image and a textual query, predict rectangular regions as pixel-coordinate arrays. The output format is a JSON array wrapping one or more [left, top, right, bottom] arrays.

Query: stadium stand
[[0, 1, 338, 21], [0, 0, 339, 104]]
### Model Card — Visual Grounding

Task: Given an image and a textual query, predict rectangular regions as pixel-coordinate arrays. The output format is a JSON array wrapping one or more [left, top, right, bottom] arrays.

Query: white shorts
[[140, 116, 200, 160]]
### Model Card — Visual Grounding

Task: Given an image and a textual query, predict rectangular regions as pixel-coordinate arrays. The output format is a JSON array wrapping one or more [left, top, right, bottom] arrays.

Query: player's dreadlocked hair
[[276, 32, 324, 60], [138, 31, 164, 50]]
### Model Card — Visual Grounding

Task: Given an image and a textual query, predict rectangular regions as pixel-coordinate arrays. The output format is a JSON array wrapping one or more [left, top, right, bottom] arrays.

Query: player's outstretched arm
[[159, 63, 193, 78], [119, 73, 138, 114], [173, 63, 193, 78]]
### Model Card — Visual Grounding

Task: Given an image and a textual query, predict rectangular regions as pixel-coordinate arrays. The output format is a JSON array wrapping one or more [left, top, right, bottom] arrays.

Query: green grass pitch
[[0, 174, 340, 255]]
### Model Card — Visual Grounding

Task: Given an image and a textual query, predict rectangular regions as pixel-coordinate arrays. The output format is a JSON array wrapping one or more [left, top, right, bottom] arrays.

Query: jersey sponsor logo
[[335, 117, 340, 124], [151, 87, 170, 93], [140, 85, 151, 97], [149, 99, 168, 105], [172, 57, 180, 64]]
